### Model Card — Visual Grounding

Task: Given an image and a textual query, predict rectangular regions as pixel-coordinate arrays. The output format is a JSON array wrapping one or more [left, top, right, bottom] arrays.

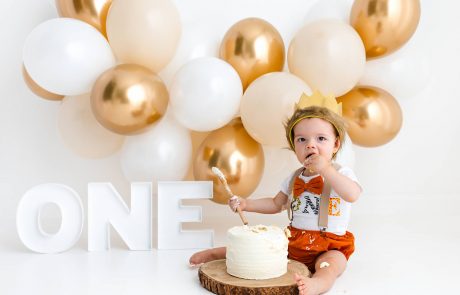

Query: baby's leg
[[295, 250, 347, 295], [189, 247, 226, 266]]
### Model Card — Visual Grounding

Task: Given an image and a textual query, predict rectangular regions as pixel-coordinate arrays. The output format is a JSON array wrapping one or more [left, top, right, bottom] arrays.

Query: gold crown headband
[[287, 91, 343, 150]]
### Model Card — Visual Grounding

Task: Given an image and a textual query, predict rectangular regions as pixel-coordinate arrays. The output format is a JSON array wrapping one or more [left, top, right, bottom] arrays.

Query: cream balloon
[[288, 20, 366, 97], [106, 0, 181, 72], [169, 57, 242, 132], [240, 72, 312, 147], [120, 113, 192, 186], [58, 94, 124, 158]]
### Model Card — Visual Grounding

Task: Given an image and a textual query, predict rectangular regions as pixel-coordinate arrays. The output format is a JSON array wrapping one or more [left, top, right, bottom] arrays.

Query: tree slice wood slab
[[198, 259, 310, 295]]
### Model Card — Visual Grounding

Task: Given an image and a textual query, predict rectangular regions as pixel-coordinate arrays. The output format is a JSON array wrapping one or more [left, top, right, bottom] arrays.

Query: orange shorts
[[287, 226, 355, 272]]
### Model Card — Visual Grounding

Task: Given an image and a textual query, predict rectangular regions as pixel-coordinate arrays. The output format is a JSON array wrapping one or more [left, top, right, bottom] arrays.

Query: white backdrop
[[1, 0, 460, 246], [1, 1, 460, 294]]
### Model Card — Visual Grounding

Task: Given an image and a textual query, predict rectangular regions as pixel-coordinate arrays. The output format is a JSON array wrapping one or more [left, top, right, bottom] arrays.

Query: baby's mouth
[[305, 153, 315, 160]]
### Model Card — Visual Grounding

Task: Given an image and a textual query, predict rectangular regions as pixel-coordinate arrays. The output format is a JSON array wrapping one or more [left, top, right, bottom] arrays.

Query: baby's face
[[292, 118, 339, 164]]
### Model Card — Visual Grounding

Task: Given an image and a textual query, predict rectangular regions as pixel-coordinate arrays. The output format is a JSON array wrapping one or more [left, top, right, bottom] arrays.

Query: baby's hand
[[303, 154, 330, 175], [228, 196, 246, 212]]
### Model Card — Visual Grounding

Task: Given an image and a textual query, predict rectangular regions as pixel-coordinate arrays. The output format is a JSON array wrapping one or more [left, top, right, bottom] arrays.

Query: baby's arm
[[230, 191, 288, 214], [322, 167, 361, 203]]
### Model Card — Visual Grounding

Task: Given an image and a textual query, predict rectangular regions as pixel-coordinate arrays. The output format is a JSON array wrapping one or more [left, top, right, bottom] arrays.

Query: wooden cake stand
[[198, 259, 310, 294]]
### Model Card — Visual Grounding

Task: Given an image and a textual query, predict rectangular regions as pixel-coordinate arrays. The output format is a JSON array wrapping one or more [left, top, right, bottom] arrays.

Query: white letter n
[[88, 182, 152, 251]]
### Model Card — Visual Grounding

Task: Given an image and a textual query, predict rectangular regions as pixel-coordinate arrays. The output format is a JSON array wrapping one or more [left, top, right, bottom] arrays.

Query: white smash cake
[[226, 225, 289, 280]]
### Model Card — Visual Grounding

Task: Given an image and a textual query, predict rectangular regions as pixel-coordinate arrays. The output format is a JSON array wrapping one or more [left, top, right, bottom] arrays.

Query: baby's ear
[[334, 138, 341, 151]]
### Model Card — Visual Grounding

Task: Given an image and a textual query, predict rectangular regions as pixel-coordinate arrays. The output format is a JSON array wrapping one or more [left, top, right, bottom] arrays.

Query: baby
[[190, 92, 362, 295]]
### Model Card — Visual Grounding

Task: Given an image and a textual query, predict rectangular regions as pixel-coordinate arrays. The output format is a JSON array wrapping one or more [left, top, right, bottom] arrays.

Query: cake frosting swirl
[[226, 225, 289, 280]]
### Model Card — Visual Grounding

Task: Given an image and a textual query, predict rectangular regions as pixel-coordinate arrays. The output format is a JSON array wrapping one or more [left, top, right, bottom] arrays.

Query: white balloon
[[304, 0, 354, 24], [23, 18, 116, 96], [335, 133, 355, 169], [159, 20, 220, 88], [250, 146, 300, 197], [359, 41, 432, 99], [120, 113, 192, 187], [288, 20, 366, 97], [58, 94, 124, 158], [240, 72, 312, 147], [169, 57, 242, 131]]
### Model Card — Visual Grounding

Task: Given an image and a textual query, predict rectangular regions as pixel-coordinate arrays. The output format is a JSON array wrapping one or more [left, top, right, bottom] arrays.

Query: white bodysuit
[[280, 166, 360, 236]]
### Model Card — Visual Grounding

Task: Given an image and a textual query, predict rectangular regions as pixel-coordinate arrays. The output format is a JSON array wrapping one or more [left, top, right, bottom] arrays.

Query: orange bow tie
[[293, 175, 324, 198]]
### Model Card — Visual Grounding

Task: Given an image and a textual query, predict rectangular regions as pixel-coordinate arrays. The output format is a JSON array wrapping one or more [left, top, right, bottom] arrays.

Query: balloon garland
[[22, 0, 421, 203]]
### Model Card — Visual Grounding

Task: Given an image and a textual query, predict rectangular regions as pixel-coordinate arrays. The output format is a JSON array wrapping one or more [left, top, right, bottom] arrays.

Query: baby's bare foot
[[189, 249, 214, 266], [189, 247, 226, 267], [294, 273, 322, 295]]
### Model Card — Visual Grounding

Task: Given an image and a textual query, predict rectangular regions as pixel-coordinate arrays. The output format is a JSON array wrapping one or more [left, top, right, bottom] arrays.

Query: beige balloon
[[240, 72, 312, 147], [106, 0, 181, 72], [193, 118, 265, 204], [288, 20, 366, 97], [58, 94, 124, 158], [337, 86, 402, 147]]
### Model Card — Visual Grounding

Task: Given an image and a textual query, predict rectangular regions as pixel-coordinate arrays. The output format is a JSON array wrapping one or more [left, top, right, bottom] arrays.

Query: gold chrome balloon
[[220, 18, 285, 90], [22, 65, 64, 101], [193, 118, 265, 204], [56, 0, 112, 37], [337, 86, 402, 147], [184, 131, 211, 181], [91, 64, 169, 135], [350, 0, 420, 59]]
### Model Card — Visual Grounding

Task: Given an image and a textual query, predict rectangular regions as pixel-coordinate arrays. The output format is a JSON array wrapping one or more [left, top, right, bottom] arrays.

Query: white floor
[[1, 195, 459, 295]]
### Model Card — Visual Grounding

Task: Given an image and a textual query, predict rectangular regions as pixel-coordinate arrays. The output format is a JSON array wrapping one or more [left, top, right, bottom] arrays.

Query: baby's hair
[[284, 106, 347, 159]]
